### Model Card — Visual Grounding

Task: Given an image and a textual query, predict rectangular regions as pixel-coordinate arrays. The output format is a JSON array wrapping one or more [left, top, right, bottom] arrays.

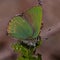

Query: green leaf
[[24, 6, 42, 38], [12, 43, 21, 52], [8, 16, 33, 39], [12, 43, 42, 60], [20, 45, 29, 57]]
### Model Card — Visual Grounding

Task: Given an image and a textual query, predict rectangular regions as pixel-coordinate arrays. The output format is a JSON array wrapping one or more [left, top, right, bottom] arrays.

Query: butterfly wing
[[24, 6, 42, 38], [7, 16, 33, 39]]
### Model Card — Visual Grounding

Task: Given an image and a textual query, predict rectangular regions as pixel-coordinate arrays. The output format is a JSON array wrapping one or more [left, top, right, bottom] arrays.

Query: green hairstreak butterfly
[[8, 5, 42, 60], [7, 5, 42, 41]]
